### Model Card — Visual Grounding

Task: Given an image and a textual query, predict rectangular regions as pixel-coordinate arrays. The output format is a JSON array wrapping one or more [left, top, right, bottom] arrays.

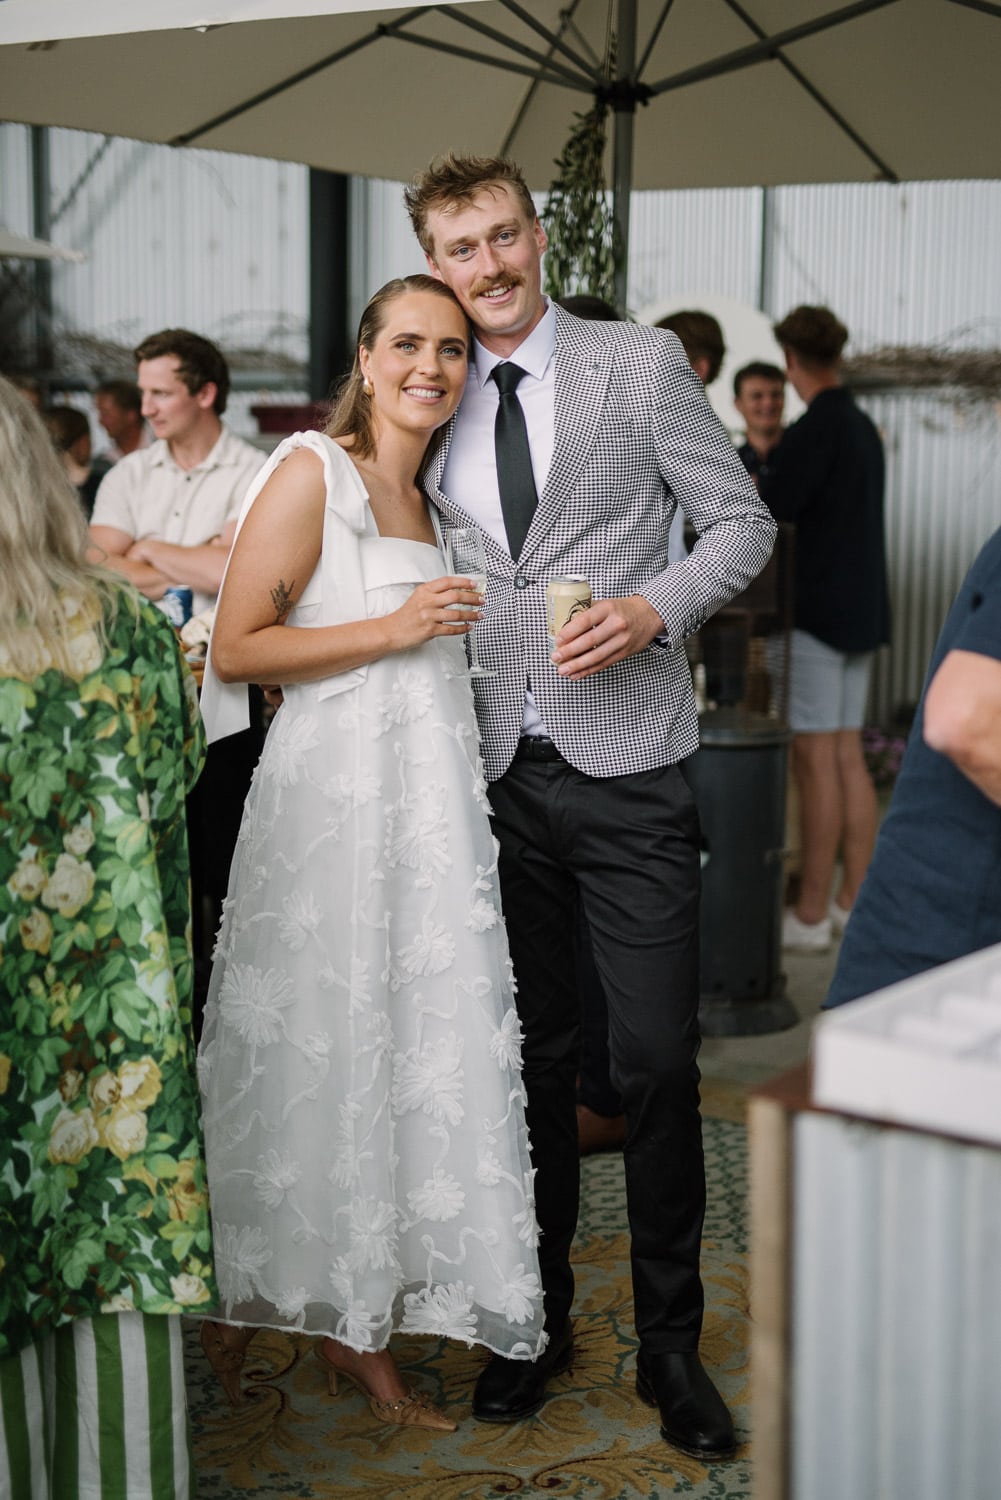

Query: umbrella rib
[[636, 0, 679, 79], [387, 30, 594, 92], [720, 0, 899, 181], [170, 7, 434, 146], [485, 0, 603, 78], [945, 0, 1001, 16], [645, 0, 900, 95], [498, 0, 590, 158]]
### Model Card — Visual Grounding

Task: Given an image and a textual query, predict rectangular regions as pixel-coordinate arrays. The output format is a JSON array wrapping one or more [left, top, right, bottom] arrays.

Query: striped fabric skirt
[[0, 1313, 192, 1500]]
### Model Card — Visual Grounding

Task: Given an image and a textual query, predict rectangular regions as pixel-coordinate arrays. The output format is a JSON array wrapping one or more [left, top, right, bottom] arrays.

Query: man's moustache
[[472, 275, 524, 298]]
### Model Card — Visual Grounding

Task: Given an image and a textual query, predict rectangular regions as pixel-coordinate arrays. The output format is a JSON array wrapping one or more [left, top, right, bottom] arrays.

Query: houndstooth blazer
[[423, 304, 777, 782]]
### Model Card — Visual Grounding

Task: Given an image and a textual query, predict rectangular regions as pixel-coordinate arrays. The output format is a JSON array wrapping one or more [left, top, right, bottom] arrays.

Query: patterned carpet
[[186, 1079, 752, 1500]]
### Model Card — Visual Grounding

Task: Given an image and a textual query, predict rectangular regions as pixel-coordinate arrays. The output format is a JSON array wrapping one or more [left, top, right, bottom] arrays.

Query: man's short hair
[[42, 405, 91, 452], [655, 310, 726, 385], [95, 377, 142, 415], [733, 361, 786, 399], [133, 329, 230, 415], [772, 305, 848, 368], [557, 294, 620, 322], [405, 153, 538, 258]]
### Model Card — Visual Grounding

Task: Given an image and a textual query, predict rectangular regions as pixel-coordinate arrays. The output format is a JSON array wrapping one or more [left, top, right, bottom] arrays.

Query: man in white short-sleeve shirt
[[89, 329, 262, 616]]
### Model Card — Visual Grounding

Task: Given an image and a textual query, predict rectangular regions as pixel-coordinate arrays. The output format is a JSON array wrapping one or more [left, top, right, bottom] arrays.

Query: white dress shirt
[[442, 301, 556, 552], [442, 303, 557, 736]]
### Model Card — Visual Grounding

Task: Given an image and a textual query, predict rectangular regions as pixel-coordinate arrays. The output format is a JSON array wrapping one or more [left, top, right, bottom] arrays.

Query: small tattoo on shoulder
[[271, 579, 295, 624]]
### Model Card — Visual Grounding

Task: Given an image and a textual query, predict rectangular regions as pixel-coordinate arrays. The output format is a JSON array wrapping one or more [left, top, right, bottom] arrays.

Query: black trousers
[[187, 687, 265, 1040], [488, 753, 706, 1351], [575, 905, 624, 1118]]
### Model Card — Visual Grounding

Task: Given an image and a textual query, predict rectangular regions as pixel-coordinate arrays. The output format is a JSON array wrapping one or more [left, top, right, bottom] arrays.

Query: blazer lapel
[[421, 415, 481, 532], [422, 309, 613, 565], [520, 311, 612, 560]]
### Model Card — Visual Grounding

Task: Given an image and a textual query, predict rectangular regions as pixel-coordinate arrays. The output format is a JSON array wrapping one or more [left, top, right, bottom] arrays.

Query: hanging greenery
[[543, 93, 623, 311]]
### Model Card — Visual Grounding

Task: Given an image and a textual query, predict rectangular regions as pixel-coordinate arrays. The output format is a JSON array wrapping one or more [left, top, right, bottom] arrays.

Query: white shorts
[[787, 628, 873, 733]]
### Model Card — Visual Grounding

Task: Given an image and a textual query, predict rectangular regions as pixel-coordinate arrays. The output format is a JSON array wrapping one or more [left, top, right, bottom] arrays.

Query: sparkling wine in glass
[[448, 525, 496, 679]]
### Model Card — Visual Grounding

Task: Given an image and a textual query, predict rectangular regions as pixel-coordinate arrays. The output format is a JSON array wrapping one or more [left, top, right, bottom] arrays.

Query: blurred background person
[[826, 523, 1001, 1006], [732, 360, 786, 488], [88, 330, 265, 1029], [761, 305, 890, 952], [655, 309, 726, 388], [41, 402, 110, 519], [94, 376, 149, 462], [556, 293, 619, 322], [0, 374, 214, 1499], [88, 330, 261, 614]]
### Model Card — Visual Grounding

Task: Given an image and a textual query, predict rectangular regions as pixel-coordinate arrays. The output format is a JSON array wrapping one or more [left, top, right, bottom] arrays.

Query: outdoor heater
[[685, 522, 797, 1036]]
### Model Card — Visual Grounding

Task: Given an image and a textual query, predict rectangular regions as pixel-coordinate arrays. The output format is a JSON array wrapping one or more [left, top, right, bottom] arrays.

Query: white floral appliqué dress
[[198, 434, 545, 1359]]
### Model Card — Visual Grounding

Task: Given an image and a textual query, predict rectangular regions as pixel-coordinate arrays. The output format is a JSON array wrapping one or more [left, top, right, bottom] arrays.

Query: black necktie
[[491, 362, 539, 561]]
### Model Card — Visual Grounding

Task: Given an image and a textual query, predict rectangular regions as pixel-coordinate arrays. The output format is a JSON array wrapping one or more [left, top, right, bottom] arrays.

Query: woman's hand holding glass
[[446, 525, 496, 678], [386, 574, 482, 653]]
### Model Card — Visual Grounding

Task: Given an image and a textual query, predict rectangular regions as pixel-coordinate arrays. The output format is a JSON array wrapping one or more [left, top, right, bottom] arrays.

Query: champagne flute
[[447, 525, 496, 679]]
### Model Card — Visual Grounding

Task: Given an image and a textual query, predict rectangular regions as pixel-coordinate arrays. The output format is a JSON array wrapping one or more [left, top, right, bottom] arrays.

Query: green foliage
[[543, 97, 623, 308]]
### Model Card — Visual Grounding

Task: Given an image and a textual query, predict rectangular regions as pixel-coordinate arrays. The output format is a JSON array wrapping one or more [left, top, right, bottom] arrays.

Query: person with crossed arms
[[405, 153, 776, 1461]]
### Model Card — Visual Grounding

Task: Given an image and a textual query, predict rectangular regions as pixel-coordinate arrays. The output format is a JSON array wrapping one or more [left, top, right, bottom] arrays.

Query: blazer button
[[514, 574, 528, 590]]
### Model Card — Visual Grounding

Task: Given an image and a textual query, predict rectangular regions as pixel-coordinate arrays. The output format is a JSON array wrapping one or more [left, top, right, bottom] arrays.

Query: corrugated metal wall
[[1, 125, 309, 437], [627, 186, 764, 310], [767, 182, 1001, 720], [791, 1111, 1001, 1500], [4, 131, 1000, 720]]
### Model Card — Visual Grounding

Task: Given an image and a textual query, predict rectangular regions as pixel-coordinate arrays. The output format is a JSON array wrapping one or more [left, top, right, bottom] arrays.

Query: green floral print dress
[[0, 590, 217, 1358]]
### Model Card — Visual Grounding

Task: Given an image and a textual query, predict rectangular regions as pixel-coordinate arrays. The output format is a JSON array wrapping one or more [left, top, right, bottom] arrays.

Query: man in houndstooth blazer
[[407, 155, 776, 1459]]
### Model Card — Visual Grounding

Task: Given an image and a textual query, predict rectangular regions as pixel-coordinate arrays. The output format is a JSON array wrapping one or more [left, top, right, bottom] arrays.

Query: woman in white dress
[[197, 276, 545, 1433]]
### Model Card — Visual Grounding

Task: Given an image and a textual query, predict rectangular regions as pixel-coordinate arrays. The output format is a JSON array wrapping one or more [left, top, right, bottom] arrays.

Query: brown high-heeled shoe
[[314, 1344, 457, 1432], [200, 1321, 253, 1407]]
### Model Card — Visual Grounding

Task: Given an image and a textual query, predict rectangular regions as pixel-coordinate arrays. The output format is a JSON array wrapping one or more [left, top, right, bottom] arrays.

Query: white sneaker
[[782, 908, 832, 953], [828, 900, 852, 936]]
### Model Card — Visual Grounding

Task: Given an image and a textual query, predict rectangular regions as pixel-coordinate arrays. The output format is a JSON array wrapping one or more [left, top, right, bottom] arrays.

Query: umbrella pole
[[30, 126, 54, 380], [611, 0, 637, 315]]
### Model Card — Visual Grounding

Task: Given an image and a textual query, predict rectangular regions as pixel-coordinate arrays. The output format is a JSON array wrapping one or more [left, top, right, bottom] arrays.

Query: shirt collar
[[151, 425, 233, 473], [472, 298, 556, 389]]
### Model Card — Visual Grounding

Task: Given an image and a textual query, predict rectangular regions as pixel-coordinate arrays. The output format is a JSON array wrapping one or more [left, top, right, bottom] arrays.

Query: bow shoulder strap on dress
[[200, 430, 372, 743]]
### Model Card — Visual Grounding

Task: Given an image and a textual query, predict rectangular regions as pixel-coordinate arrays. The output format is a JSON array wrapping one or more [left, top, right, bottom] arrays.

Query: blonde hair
[[404, 154, 538, 259], [324, 274, 465, 461], [0, 375, 132, 677]]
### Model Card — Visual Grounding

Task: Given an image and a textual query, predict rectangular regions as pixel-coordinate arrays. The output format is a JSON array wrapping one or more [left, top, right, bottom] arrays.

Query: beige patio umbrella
[[1, 0, 998, 306], [1, 0, 999, 187]]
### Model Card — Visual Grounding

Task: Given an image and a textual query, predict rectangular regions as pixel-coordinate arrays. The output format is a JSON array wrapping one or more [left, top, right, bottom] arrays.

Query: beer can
[[158, 585, 194, 628], [546, 575, 592, 645]]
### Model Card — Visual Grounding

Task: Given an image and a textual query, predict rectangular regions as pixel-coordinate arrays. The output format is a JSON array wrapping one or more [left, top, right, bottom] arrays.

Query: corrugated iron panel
[[2, 124, 309, 378], [348, 175, 426, 336], [791, 1111, 1001, 1500], [626, 186, 763, 314], [769, 180, 1001, 345], [0, 124, 33, 226], [862, 392, 1001, 722]]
